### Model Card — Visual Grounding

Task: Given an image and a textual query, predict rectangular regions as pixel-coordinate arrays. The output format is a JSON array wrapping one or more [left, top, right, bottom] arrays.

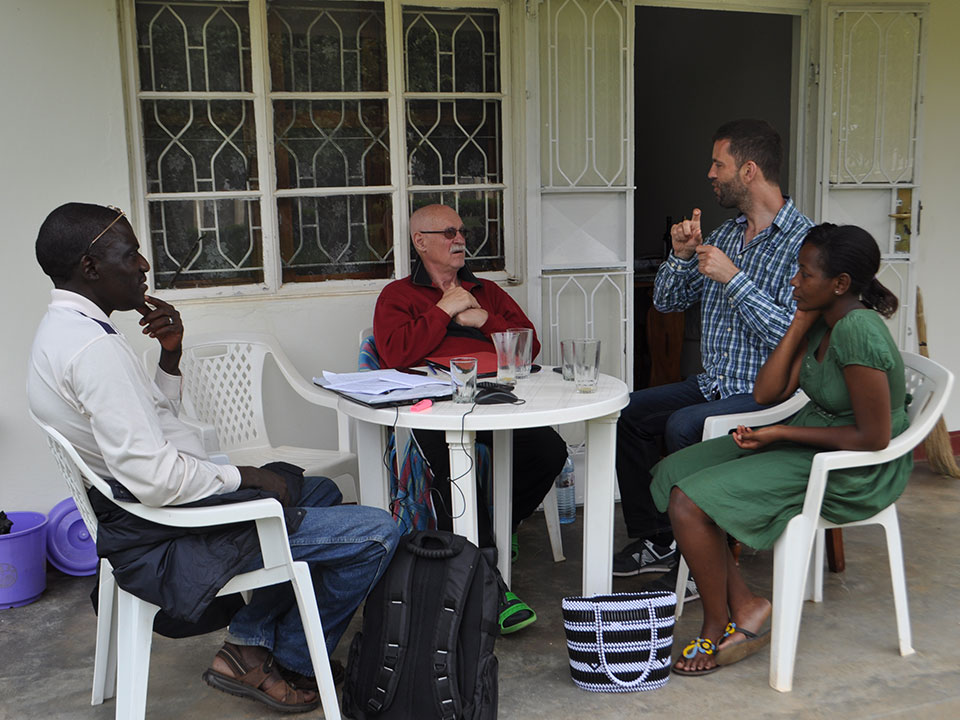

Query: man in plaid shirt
[[614, 119, 814, 584]]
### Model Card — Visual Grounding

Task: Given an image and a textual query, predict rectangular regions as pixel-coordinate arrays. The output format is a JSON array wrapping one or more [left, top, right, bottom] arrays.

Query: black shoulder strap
[[432, 544, 480, 720], [366, 543, 415, 714]]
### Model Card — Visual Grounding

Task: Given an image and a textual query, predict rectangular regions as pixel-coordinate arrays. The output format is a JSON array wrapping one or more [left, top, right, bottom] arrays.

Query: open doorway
[[632, 5, 797, 389]]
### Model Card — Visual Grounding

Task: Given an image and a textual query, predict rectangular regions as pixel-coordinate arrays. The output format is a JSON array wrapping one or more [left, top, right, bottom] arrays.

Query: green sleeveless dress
[[649, 309, 912, 550]]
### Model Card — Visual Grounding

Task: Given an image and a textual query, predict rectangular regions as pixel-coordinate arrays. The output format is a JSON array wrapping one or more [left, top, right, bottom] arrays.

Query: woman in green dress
[[651, 223, 908, 676]]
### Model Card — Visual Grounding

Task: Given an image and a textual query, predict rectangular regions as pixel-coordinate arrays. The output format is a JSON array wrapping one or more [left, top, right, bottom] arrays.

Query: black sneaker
[[612, 538, 678, 577]]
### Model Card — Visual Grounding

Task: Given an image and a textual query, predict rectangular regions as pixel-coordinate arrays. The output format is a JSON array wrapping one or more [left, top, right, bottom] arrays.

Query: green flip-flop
[[499, 591, 537, 634], [511, 533, 519, 563]]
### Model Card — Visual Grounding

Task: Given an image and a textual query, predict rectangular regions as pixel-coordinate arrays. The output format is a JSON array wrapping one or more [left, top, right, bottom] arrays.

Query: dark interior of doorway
[[633, 5, 795, 390]]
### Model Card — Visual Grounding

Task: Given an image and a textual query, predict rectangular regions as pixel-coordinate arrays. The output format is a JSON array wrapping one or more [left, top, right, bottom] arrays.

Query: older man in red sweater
[[374, 204, 567, 634]]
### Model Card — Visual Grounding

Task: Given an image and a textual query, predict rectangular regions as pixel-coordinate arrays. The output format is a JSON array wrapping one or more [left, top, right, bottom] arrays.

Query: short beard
[[715, 178, 748, 211]]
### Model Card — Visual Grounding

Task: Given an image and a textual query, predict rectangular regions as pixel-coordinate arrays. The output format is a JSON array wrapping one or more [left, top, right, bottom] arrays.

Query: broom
[[915, 287, 960, 478]]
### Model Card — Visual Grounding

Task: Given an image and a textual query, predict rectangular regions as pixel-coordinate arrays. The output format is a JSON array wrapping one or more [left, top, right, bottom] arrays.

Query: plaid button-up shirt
[[653, 197, 814, 400]]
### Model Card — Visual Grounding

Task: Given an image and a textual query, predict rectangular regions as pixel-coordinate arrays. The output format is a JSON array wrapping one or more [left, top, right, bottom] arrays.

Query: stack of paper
[[315, 369, 448, 397]]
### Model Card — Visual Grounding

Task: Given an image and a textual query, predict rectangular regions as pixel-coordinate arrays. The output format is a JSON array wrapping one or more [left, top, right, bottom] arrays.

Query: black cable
[[379, 406, 399, 475], [403, 395, 527, 527], [382, 406, 413, 535], [450, 401, 478, 484]]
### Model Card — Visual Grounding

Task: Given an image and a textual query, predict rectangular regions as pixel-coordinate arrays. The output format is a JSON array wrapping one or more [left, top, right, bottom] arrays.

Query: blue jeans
[[615, 376, 766, 542], [228, 477, 400, 675]]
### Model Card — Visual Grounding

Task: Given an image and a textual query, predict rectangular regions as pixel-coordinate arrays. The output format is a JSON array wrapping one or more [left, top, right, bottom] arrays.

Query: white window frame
[[119, 0, 518, 301]]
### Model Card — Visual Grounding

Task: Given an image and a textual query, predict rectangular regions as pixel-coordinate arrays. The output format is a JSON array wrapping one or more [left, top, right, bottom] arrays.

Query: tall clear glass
[[560, 339, 575, 381], [490, 331, 520, 387], [507, 327, 533, 378], [573, 338, 601, 393]]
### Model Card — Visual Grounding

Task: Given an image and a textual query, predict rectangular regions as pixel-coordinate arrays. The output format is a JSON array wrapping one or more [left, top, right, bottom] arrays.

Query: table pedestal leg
[[492, 430, 513, 585], [583, 412, 618, 596], [356, 421, 390, 511], [446, 429, 479, 546]]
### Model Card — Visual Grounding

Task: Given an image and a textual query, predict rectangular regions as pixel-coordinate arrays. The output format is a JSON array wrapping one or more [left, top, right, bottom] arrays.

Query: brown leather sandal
[[279, 659, 345, 692], [202, 642, 320, 714]]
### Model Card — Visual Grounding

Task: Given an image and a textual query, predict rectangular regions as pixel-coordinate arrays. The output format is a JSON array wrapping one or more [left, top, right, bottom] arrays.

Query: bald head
[[409, 204, 467, 279], [410, 205, 454, 244]]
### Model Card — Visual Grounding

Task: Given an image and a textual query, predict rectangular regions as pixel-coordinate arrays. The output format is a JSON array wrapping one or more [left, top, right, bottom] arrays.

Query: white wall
[[0, 1, 387, 512], [2, 0, 958, 516], [914, 0, 960, 429], [1, 0, 133, 513], [0, 0, 531, 514]]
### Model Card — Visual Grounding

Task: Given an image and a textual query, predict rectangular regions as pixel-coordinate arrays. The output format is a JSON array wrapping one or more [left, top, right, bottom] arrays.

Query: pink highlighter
[[411, 399, 433, 412]]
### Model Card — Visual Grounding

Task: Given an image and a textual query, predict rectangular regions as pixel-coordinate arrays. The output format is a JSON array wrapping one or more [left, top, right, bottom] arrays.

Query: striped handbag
[[561, 591, 676, 692]]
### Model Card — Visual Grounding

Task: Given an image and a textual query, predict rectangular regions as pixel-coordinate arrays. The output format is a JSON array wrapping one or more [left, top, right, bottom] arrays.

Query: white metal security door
[[533, 0, 633, 384], [818, 4, 927, 348]]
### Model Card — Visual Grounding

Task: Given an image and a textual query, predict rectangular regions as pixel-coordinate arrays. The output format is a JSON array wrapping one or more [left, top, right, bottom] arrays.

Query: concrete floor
[[2, 462, 959, 720]]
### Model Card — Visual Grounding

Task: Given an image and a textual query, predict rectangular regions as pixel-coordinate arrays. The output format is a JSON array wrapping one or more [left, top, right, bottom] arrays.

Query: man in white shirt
[[28, 202, 400, 714]]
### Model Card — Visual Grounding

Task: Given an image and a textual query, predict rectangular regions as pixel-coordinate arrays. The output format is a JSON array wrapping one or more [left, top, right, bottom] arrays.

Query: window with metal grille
[[125, 0, 507, 294]]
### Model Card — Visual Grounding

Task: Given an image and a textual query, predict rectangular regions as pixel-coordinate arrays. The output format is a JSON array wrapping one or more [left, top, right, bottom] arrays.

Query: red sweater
[[374, 262, 541, 369]]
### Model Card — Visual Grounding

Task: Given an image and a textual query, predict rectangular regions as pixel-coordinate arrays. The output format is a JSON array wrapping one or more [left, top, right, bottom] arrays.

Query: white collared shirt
[[27, 289, 241, 506]]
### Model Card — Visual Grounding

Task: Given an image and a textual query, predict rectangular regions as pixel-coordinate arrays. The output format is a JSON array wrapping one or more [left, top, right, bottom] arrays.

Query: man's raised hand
[[670, 208, 703, 259], [695, 244, 739, 284]]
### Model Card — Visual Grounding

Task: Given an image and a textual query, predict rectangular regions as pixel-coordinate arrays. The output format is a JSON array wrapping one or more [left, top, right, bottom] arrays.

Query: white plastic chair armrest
[[266, 344, 339, 410], [702, 391, 809, 441], [797, 404, 945, 523], [265, 345, 352, 453], [126, 496, 294, 576], [180, 415, 221, 453], [115, 497, 286, 529], [806, 393, 947, 482]]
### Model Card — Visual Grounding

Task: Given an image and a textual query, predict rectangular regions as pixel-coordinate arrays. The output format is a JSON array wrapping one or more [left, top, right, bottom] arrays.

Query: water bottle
[[556, 452, 576, 524]]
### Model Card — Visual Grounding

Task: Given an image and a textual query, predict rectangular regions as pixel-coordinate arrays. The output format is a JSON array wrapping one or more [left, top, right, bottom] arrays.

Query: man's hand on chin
[[138, 295, 183, 375], [453, 308, 488, 328]]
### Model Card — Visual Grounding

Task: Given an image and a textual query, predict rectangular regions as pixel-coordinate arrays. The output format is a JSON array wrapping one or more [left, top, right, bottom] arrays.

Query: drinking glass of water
[[450, 357, 478, 403]]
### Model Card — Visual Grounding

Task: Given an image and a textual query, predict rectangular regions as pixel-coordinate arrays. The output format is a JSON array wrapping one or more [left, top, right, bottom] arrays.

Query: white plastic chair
[[673, 351, 954, 691], [32, 415, 343, 720], [358, 328, 565, 562], [148, 332, 360, 503]]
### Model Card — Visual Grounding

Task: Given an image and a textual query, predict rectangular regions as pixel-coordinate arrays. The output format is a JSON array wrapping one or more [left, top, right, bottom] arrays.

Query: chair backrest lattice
[[180, 341, 270, 452], [43, 433, 101, 542]]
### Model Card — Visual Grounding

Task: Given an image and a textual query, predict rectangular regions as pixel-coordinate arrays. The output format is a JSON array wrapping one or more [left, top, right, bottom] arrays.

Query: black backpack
[[342, 530, 499, 720]]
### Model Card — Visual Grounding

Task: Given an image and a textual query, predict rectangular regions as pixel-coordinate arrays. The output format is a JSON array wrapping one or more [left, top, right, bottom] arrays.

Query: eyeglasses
[[420, 226, 469, 241], [83, 205, 126, 255]]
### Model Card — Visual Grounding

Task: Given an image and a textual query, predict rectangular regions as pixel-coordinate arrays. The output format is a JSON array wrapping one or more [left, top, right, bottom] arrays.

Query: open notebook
[[313, 369, 451, 408]]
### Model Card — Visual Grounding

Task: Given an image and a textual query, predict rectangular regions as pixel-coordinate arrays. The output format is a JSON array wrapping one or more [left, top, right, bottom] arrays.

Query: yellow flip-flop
[[672, 636, 720, 676]]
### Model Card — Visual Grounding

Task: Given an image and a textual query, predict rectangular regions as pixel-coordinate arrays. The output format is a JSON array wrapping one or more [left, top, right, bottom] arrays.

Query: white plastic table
[[334, 369, 629, 596]]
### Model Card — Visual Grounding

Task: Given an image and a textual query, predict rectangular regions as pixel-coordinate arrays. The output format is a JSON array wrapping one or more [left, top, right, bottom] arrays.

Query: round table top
[[336, 368, 630, 431]]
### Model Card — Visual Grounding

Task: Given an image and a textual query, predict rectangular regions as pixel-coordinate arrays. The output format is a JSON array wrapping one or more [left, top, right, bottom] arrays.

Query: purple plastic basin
[[46, 498, 98, 576], [0, 511, 48, 609]]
